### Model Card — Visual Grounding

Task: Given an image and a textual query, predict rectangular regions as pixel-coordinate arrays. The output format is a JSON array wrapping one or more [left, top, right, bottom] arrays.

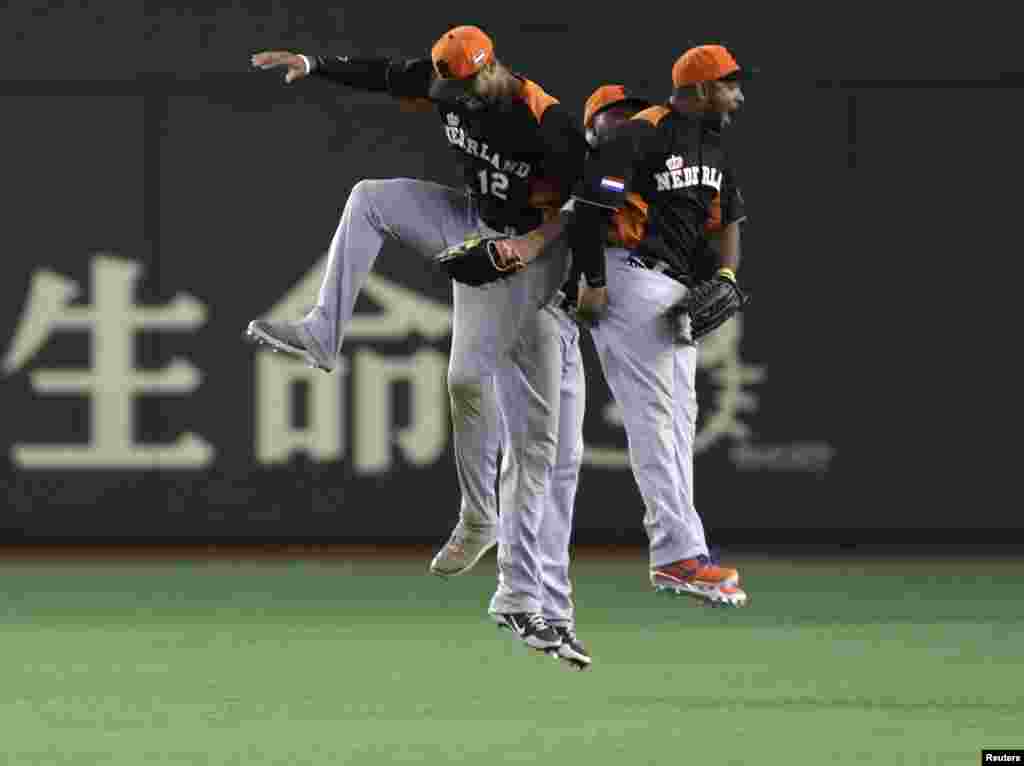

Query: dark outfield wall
[[0, 4, 1016, 542]]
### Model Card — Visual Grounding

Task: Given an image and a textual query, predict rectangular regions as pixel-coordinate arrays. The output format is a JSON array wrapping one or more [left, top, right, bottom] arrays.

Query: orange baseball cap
[[431, 25, 494, 80], [583, 84, 652, 128], [672, 44, 755, 87]]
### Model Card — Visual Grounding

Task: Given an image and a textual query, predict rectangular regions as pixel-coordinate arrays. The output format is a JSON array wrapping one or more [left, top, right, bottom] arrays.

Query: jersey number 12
[[477, 169, 509, 200]]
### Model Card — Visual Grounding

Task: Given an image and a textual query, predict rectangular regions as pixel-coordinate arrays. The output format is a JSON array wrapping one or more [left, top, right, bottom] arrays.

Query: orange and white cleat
[[650, 555, 748, 608]]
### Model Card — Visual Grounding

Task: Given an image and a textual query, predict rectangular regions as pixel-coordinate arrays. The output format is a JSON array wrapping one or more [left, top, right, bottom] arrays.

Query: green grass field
[[1, 550, 1021, 765]]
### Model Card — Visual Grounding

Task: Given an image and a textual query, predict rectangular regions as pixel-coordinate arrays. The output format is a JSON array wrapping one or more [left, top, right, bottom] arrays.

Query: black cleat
[[547, 625, 592, 671], [491, 612, 563, 652]]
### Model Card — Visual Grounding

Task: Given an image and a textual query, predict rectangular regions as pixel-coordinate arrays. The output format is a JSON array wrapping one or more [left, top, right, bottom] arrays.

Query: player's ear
[[694, 81, 708, 103], [474, 59, 496, 87]]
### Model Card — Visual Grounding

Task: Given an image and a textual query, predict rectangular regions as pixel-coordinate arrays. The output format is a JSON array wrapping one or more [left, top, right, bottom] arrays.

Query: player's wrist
[[308, 56, 392, 92]]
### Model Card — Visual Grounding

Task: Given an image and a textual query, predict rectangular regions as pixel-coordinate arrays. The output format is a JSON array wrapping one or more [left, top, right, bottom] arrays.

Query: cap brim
[[589, 96, 654, 125], [720, 66, 758, 82]]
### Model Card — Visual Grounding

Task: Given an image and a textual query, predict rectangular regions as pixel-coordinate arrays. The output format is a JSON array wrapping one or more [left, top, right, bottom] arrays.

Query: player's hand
[[573, 285, 608, 327], [489, 230, 546, 271], [251, 51, 309, 84]]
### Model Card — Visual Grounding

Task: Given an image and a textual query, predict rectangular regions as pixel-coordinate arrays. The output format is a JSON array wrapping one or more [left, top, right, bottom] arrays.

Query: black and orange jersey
[[436, 75, 579, 234], [573, 104, 746, 285], [314, 55, 586, 235]]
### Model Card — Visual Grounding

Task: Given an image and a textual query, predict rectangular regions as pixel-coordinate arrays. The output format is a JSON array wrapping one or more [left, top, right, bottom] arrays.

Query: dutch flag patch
[[600, 176, 625, 193]]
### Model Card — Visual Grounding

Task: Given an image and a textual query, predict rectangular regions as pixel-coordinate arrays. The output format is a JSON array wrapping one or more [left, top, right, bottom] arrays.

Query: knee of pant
[[350, 178, 373, 200], [348, 179, 388, 211]]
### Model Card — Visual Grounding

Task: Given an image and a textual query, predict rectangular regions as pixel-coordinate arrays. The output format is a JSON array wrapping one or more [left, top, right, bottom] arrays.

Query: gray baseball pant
[[588, 247, 710, 567], [297, 178, 575, 616], [490, 303, 584, 622]]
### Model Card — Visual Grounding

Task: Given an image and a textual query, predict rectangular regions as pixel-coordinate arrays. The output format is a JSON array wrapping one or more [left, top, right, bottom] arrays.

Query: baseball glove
[[433, 234, 524, 287], [667, 272, 751, 343]]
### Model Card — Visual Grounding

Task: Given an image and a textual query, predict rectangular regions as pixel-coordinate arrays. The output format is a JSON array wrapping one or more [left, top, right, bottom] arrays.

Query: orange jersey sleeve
[[609, 193, 649, 248], [520, 80, 560, 122], [632, 105, 671, 126]]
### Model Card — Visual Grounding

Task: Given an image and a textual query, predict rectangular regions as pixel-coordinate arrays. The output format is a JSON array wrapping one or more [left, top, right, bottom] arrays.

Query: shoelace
[[526, 614, 552, 633]]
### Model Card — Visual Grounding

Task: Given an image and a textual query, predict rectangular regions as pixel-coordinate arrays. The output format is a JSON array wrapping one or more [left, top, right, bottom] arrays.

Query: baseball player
[[244, 26, 592, 655], [575, 46, 752, 607], [515, 49, 753, 607], [435, 228, 592, 671], [497, 248, 591, 670], [460, 87, 654, 672]]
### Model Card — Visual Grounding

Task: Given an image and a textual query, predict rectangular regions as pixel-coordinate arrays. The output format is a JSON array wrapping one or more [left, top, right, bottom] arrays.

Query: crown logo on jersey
[[446, 112, 460, 127], [666, 155, 685, 171]]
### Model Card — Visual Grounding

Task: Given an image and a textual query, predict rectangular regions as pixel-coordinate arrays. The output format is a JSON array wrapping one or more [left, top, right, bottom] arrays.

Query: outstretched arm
[[251, 51, 433, 102], [251, 51, 314, 84]]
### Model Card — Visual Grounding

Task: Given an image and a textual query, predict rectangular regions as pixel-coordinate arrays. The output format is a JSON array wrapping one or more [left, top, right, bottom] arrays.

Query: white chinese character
[[3, 254, 213, 468], [254, 254, 452, 472]]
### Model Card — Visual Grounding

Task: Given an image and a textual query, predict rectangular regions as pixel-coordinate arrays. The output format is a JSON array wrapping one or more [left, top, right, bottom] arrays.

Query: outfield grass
[[1, 551, 1021, 765]]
